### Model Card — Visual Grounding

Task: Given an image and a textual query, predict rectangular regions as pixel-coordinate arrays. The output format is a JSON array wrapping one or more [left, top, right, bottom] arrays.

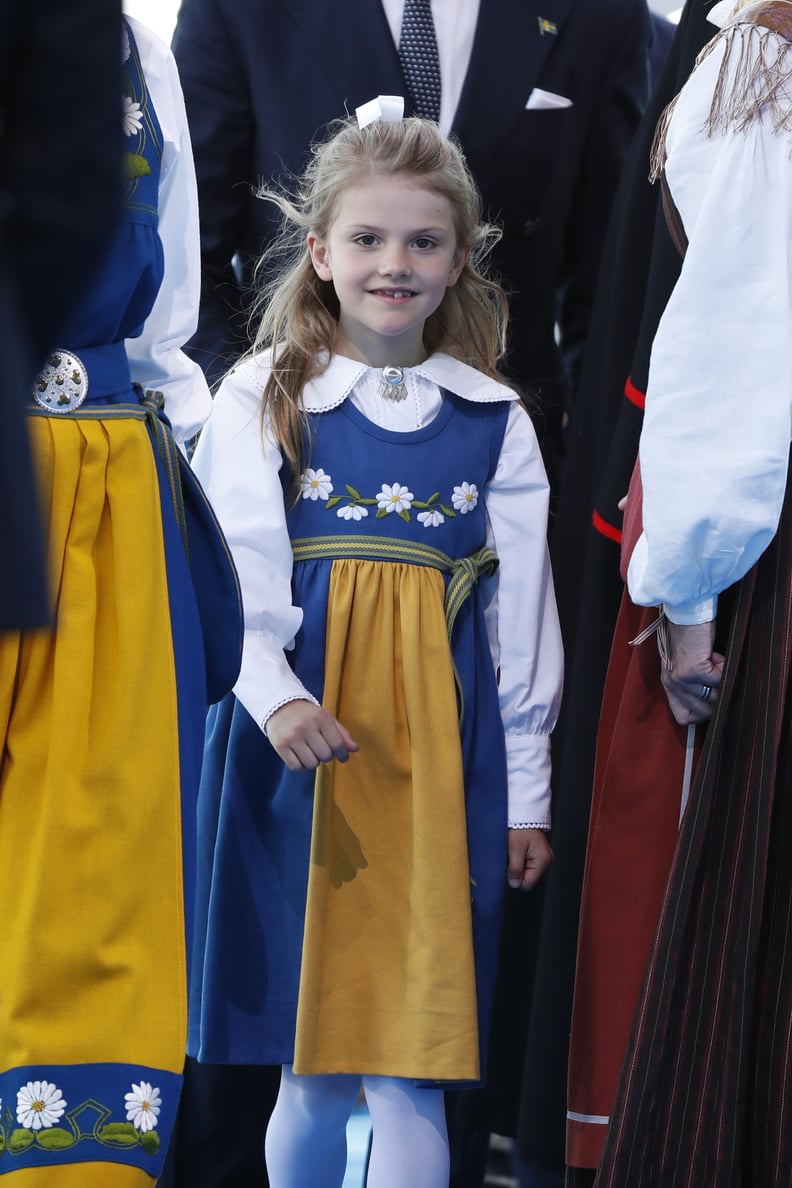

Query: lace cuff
[[262, 693, 319, 736], [508, 822, 550, 831]]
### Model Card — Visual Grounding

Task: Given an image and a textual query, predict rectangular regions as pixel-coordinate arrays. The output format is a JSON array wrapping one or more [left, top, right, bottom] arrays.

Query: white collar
[[300, 351, 518, 412], [708, 0, 731, 27]]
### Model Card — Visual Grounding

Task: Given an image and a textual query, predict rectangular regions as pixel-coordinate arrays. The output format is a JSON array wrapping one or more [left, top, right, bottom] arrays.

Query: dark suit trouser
[[159, 1058, 281, 1187]]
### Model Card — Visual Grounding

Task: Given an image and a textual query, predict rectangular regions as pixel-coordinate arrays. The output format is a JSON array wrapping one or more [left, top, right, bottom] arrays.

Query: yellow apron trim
[[294, 558, 479, 1080], [292, 534, 498, 640], [292, 535, 498, 724], [0, 414, 187, 1077]]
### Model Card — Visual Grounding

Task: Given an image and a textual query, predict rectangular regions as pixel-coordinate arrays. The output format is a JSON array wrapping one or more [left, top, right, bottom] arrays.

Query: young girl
[[190, 101, 563, 1187]]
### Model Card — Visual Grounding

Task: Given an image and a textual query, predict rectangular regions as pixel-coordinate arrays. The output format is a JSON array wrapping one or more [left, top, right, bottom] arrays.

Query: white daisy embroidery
[[121, 24, 131, 63], [125, 1081, 162, 1133], [417, 509, 445, 528], [16, 1081, 67, 1130], [337, 504, 369, 521], [377, 482, 414, 514], [452, 482, 479, 514], [300, 468, 334, 501], [123, 97, 143, 138]]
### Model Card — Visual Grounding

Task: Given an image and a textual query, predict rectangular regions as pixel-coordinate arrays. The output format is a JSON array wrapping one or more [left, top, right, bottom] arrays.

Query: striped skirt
[[596, 462, 792, 1188]]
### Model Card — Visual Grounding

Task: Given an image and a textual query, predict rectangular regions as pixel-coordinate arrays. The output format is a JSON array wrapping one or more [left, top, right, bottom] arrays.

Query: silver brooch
[[33, 351, 89, 412], [379, 365, 407, 401]]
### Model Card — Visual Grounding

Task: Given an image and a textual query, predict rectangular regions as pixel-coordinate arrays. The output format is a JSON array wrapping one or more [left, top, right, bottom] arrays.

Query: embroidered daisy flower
[[337, 504, 368, 521], [377, 482, 414, 514], [16, 1081, 67, 1130], [452, 482, 479, 514], [417, 509, 445, 528], [300, 468, 334, 501], [121, 24, 131, 62], [123, 97, 143, 138], [125, 1081, 162, 1133]]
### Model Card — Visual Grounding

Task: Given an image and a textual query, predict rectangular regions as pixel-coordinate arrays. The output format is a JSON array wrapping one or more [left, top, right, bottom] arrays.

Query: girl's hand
[[507, 827, 553, 891], [265, 700, 359, 771]]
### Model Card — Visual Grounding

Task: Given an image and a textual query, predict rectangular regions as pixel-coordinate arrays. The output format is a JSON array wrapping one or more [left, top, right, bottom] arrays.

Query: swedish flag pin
[[538, 16, 558, 35]]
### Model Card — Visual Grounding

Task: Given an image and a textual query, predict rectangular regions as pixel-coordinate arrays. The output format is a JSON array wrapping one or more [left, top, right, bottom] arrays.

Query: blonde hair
[[248, 114, 509, 477]]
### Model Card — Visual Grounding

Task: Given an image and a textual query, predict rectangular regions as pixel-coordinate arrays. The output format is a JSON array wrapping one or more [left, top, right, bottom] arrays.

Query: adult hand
[[265, 700, 359, 771], [660, 619, 724, 725], [507, 827, 554, 891]]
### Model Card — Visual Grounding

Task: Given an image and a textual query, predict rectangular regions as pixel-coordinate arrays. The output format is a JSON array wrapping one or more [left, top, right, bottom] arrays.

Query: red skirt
[[566, 596, 698, 1170]]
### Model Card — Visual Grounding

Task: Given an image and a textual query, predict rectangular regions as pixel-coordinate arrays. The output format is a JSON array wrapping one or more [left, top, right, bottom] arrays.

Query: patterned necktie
[[398, 0, 442, 122]]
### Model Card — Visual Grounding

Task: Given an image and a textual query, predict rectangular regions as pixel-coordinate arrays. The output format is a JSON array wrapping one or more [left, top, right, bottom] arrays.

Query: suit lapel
[[281, 0, 405, 112], [453, 0, 575, 169]]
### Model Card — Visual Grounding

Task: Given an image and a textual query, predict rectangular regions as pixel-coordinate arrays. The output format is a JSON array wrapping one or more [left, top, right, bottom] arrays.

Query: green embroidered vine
[[325, 484, 457, 524]]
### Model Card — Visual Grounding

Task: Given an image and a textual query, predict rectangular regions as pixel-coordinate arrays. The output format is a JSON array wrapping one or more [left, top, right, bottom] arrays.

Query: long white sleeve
[[627, 25, 792, 624], [124, 17, 212, 444], [191, 357, 316, 728], [484, 403, 563, 827]]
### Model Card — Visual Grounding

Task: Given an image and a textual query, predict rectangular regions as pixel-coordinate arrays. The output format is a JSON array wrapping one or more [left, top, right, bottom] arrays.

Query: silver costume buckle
[[33, 351, 89, 412]]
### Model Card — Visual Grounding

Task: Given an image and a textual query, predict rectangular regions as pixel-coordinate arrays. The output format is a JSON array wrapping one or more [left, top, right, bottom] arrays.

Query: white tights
[[265, 1066, 450, 1188]]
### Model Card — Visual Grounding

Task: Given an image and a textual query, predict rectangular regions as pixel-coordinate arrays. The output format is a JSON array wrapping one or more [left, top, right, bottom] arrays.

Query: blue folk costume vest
[[191, 390, 512, 1084]]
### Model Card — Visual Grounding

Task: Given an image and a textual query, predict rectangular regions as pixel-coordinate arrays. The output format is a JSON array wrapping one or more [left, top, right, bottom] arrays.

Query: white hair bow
[[355, 95, 405, 129]]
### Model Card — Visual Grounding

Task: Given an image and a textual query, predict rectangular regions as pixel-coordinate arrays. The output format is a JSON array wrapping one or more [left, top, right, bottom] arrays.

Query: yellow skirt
[[294, 559, 479, 1081], [0, 414, 189, 1183]]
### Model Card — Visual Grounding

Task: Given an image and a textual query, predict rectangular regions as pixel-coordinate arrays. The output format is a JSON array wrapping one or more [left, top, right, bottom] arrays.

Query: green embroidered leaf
[[440, 505, 456, 517], [325, 496, 343, 509], [412, 501, 428, 510], [124, 152, 152, 178], [428, 492, 440, 505], [36, 1127, 75, 1151], [360, 498, 377, 506], [99, 1121, 140, 1147], [376, 509, 389, 519], [140, 1130, 161, 1155], [8, 1129, 34, 1153], [398, 509, 411, 523], [346, 485, 362, 500]]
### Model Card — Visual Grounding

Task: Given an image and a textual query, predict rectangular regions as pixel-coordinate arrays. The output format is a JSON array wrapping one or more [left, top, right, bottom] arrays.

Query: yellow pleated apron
[[294, 558, 479, 1081], [0, 414, 187, 1184]]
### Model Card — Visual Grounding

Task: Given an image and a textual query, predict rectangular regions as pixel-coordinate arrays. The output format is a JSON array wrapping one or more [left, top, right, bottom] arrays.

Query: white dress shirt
[[192, 350, 563, 827], [627, 11, 792, 624], [123, 17, 211, 442], [380, 0, 481, 133]]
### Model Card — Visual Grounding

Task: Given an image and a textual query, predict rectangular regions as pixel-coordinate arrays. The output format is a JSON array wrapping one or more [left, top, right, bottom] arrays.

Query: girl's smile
[[307, 173, 469, 367]]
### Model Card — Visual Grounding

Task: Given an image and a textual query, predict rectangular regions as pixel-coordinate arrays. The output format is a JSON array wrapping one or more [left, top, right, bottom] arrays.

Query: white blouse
[[192, 350, 563, 828], [123, 16, 211, 443], [627, 10, 792, 624]]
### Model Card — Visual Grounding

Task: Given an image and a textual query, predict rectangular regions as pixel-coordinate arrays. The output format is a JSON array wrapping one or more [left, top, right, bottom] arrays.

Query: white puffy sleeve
[[484, 402, 563, 828], [191, 357, 316, 729], [627, 27, 792, 624], [124, 18, 212, 444]]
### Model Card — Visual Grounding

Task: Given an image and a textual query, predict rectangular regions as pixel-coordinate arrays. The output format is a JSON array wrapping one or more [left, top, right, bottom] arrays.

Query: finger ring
[[699, 684, 712, 701]]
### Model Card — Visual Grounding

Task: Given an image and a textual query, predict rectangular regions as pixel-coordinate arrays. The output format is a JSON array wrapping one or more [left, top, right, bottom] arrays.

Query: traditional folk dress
[[189, 352, 562, 1084], [0, 20, 212, 1184], [594, 4, 792, 1183]]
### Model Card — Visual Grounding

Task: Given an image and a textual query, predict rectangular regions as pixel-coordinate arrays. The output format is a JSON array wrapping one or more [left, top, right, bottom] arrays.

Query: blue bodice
[[63, 21, 164, 396], [286, 395, 508, 562]]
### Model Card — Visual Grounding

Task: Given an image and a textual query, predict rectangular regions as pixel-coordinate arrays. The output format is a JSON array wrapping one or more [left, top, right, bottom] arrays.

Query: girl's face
[[307, 172, 469, 367]]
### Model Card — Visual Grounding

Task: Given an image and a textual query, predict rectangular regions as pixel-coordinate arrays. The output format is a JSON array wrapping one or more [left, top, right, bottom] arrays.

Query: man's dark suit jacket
[[172, 0, 652, 460], [0, 0, 122, 628]]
